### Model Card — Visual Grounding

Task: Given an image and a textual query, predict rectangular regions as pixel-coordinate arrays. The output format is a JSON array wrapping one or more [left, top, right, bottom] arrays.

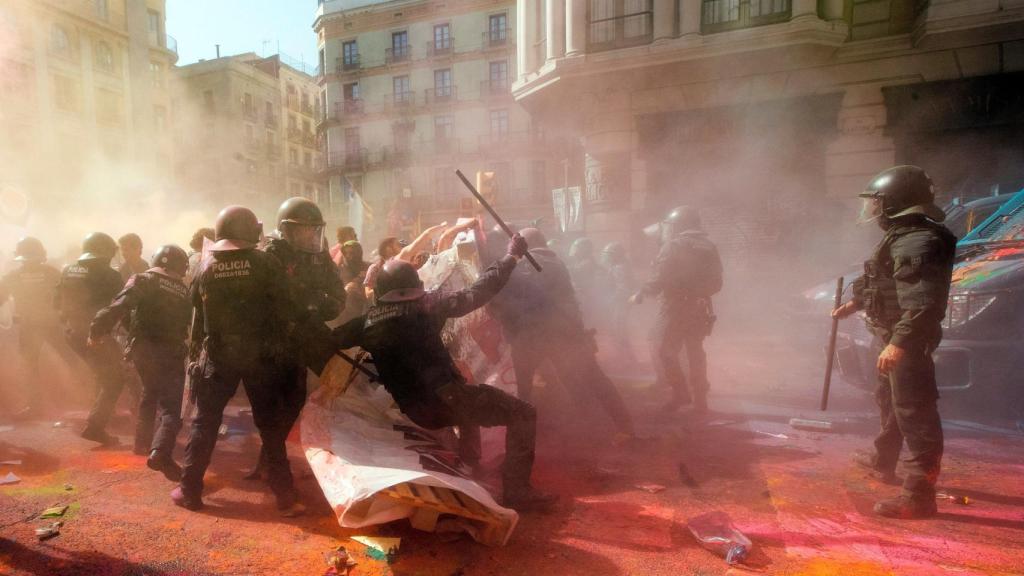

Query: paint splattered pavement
[[2, 353, 1023, 576]]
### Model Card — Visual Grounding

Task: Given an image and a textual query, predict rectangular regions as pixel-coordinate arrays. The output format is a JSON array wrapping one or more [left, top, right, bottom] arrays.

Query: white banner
[[301, 236, 519, 545]]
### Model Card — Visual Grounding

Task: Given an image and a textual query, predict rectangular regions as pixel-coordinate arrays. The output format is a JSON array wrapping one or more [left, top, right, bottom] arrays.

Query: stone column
[[517, 0, 539, 77], [546, 0, 566, 60], [791, 0, 820, 20], [679, 0, 702, 36], [653, 0, 676, 40], [566, 0, 586, 55]]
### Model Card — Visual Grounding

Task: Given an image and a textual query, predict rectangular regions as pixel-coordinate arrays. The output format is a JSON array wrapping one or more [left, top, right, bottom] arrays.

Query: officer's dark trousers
[[67, 331, 126, 434], [650, 308, 708, 406], [418, 383, 537, 499], [872, 344, 943, 502], [17, 321, 66, 410], [257, 361, 307, 468], [180, 354, 297, 507], [510, 330, 633, 434], [132, 340, 185, 456]]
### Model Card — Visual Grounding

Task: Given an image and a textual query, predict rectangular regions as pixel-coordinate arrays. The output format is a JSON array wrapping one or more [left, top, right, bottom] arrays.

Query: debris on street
[[35, 521, 63, 541], [39, 505, 69, 519], [351, 536, 401, 563], [1, 471, 21, 485]]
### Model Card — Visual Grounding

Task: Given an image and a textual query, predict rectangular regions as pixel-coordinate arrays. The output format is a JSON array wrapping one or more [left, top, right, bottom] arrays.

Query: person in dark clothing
[[833, 165, 956, 519], [331, 234, 557, 511], [90, 245, 191, 479], [337, 240, 370, 325], [567, 237, 602, 323], [172, 206, 302, 516], [600, 242, 639, 366], [247, 197, 344, 483], [488, 228, 634, 437], [0, 237, 65, 417], [631, 206, 722, 414], [55, 232, 126, 445], [117, 233, 149, 282]]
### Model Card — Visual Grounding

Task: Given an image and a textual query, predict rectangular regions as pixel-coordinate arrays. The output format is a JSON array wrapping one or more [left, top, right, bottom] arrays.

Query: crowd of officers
[[0, 164, 954, 521]]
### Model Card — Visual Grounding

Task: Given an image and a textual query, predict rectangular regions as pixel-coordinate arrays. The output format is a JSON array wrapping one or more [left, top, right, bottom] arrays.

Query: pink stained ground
[[1, 338, 1023, 576]]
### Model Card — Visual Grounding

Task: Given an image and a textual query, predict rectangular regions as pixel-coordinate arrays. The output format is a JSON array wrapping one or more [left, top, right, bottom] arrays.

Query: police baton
[[336, 349, 378, 382], [455, 169, 542, 272], [820, 277, 844, 411]]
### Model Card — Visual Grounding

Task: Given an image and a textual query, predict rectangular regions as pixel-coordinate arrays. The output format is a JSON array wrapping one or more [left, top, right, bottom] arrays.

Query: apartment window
[[243, 92, 255, 118], [344, 82, 360, 100], [245, 124, 255, 139], [434, 114, 454, 151], [266, 129, 276, 147], [154, 105, 167, 132], [433, 68, 452, 100], [344, 127, 361, 161], [393, 122, 413, 153], [150, 61, 163, 88], [289, 114, 298, 130], [701, 0, 791, 33], [95, 0, 109, 21], [389, 31, 409, 63], [342, 40, 359, 69], [489, 109, 509, 139], [95, 42, 114, 72], [393, 75, 411, 105], [96, 89, 121, 125], [304, 152, 312, 167], [148, 10, 160, 33], [265, 101, 274, 123], [289, 148, 299, 165], [50, 25, 71, 55], [489, 60, 508, 92], [433, 23, 452, 54], [303, 119, 311, 135], [202, 89, 215, 113], [53, 75, 79, 111], [488, 13, 508, 44], [588, 0, 653, 49], [434, 166, 454, 206]]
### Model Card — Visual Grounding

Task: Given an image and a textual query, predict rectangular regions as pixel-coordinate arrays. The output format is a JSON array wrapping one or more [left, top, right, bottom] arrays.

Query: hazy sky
[[167, 1, 320, 69]]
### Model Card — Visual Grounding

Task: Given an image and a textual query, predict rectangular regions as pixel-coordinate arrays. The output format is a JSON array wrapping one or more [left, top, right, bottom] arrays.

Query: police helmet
[[375, 259, 424, 303], [79, 232, 118, 262], [152, 244, 188, 277], [859, 165, 945, 222], [211, 205, 262, 251], [14, 236, 46, 263]]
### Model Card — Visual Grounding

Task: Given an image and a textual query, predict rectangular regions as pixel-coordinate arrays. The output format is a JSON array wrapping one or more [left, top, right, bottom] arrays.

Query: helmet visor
[[283, 223, 326, 253], [858, 197, 882, 225]]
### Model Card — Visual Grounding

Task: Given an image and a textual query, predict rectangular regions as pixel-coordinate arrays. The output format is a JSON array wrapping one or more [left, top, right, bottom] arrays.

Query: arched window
[[95, 41, 114, 71], [51, 24, 70, 54]]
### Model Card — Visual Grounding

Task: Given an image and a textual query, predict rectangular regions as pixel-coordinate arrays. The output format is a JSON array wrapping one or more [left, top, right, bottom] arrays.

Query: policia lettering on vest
[[832, 165, 957, 520]]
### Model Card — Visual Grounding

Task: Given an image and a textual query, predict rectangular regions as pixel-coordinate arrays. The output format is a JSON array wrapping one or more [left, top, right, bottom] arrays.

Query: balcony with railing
[[301, 101, 314, 116], [336, 55, 361, 74], [481, 79, 510, 99], [483, 27, 511, 49], [385, 44, 411, 65], [391, 91, 415, 109], [588, 4, 654, 51], [476, 130, 548, 153], [426, 37, 453, 58], [325, 148, 367, 172], [424, 85, 456, 105], [701, 0, 792, 34], [343, 98, 365, 115], [265, 115, 278, 128], [242, 107, 258, 122]]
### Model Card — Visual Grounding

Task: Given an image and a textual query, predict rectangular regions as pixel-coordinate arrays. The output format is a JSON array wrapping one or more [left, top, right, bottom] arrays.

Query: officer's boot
[[147, 449, 182, 482], [81, 426, 119, 447], [243, 449, 267, 481], [170, 485, 203, 511], [853, 450, 899, 485], [873, 495, 937, 519], [503, 485, 559, 512]]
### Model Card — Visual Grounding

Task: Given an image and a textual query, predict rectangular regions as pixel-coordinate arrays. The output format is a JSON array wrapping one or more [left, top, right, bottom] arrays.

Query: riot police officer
[[601, 242, 638, 366], [90, 245, 191, 479], [173, 206, 302, 516], [0, 237, 64, 417], [832, 165, 956, 519], [331, 235, 558, 511], [247, 197, 343, 481], [631, 206, 722, 414], [567, 237, 601, 322], [488, 228, 635, 437], [55, 232, 126, 445]]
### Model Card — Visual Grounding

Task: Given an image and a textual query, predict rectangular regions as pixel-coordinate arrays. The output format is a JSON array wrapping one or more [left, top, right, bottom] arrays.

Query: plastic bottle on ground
[[686, 511, 752, 565]]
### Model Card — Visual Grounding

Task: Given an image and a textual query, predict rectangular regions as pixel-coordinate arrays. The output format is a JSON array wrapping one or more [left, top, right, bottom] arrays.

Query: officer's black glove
[[507, 233, 528, 260]]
